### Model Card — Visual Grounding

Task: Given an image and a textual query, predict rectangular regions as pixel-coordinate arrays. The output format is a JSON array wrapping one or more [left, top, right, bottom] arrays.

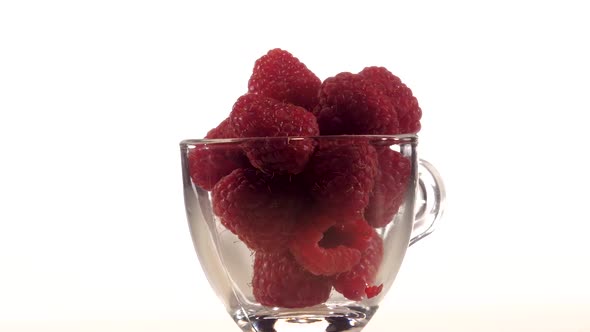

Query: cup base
[[232, 305, 378, 332]]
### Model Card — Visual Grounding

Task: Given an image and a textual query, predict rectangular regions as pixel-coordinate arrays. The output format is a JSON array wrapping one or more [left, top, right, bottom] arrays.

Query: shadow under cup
[[180, 135, 445, 332]]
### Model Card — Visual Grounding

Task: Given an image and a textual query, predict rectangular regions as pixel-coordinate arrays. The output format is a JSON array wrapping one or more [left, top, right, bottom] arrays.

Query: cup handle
[[409, 159, 446, 246]]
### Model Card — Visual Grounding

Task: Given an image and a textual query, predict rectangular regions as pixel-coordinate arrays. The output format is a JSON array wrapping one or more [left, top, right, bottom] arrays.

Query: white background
[[1, 0, 589, 331]]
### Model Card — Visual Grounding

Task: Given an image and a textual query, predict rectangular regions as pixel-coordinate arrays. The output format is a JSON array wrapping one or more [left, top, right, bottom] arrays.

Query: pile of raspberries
[[188, 49, 420, 308]]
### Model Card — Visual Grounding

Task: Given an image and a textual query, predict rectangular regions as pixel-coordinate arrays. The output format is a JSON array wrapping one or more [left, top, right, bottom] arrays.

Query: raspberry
[[364, 284, 383, 299], [212, 168, 300, 251], [248, 48, 321, 111], [303, 140, 378, 220], [364, 149, 412, 228], [359, 67, 422, 134], [188, 118, 248, 190], [205, 117, 236, 139], [252, 251, 332, 308], [314, 72, 399, 135], [230, 93, 319, 174], [333, 229, 384, 300], [318, 218, 373, 252], [314, 68, 422, 135], [289, 215, 373, 276]]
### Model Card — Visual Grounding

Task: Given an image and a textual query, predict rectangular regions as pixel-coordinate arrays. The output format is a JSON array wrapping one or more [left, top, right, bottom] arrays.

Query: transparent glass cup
[[180, 135, 445, 332]]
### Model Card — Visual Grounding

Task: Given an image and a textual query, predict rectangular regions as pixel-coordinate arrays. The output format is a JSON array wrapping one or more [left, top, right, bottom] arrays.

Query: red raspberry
[[333, 229, 384, 300], [248, 48, 321, 111], [188, 118, 248, 190], [289, 216, 373, 276], [303, 140, 378, 220], [314, 68, 422, 135], [364, 149, 412, 228], [359, 67, 422, 134], [314, 72, 399, 135], [318, 218, 374, 252], [230, 93, 319, 174], [212, 168, 300, 251], [252, 251, 332, 308], [364, 284, 383, 299], [205, 117, 236, 139]]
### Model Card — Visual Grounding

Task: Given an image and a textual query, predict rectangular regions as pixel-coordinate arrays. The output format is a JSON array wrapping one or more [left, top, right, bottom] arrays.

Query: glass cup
[[180, 135, 445, 332]]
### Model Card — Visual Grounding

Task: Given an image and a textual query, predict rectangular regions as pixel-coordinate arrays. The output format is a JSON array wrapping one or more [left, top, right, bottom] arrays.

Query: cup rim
[[180, 134, 418, 147]]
